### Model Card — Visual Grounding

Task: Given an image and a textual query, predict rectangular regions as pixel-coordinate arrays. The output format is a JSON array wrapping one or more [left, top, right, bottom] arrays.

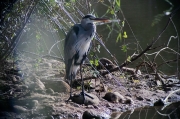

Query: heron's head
[[81, 14, 109, 26]]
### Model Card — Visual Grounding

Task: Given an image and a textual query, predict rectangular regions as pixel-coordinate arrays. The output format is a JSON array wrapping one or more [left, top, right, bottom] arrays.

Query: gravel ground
[[0, 57, 180, 119]]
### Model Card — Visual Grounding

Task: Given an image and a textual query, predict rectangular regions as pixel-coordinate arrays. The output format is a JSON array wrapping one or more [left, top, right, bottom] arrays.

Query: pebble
[[13, 105, 28, 113], [106, 103, 111, 107], [59, 102, 66, 106], [31, 100, 39, 108], [124, 97, 134, 105], [136, 95, 144, 101], [46, 88, 54, 94], [87, 105, 94, 109], [35, 78, 45, 90]]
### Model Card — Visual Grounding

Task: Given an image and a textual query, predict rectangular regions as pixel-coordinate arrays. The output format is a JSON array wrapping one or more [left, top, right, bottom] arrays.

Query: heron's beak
[[91, 18, 110, 23]]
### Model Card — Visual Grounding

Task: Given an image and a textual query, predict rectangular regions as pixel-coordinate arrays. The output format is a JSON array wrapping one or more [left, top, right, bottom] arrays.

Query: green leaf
[[116, 33, 122, 43], [121, 45, 127, 52], [91, 70, 99, 78], [77, 86, 81, 90], [126, 56, 131, 62], [89, 60, 93, 65], [123, 31, 127, 38], [116, 0, 120, 7], [122, 21, 125, 27], [110, 9, 114, 15], [96, 44, 101, 53], [89, 59, 99, 66]]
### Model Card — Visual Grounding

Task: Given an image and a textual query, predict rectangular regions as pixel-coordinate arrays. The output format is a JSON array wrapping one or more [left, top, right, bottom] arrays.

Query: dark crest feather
[[83, 14, 94, 19]]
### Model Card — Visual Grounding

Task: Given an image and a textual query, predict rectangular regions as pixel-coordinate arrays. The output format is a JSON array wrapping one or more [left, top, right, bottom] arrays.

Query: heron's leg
[[80, 64, 85, 103], [66, 74, 73, 103], [70, 76, 73, 97]]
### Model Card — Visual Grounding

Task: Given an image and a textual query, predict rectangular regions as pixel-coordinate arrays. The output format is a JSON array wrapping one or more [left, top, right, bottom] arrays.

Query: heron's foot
[[80, 91, 94, 102], [66, 95, 72, 103]]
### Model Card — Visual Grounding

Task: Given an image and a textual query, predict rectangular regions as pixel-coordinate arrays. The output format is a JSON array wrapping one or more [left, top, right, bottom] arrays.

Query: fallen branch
[[157, 58, 180, 68], [76, 66, 139, 81], [163, 88, 180, 104]]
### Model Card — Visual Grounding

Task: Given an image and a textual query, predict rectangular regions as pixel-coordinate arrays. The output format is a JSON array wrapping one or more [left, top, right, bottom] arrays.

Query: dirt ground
[[0, 56, 180, 119]]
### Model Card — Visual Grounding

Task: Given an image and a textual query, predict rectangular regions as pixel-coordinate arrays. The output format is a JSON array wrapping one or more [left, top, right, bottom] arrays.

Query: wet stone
[[71, 93, 100, 105], [110, 112, 122, 119], [82, 109, 110, 119]]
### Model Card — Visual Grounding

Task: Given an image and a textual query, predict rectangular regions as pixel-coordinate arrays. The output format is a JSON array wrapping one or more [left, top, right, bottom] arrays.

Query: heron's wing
[[64, 24, 80, 62], [64, 24, 80, 79]]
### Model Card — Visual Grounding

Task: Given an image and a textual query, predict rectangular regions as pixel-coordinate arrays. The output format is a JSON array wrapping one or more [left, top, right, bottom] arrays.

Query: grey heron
[[64, 14, 109, 103]]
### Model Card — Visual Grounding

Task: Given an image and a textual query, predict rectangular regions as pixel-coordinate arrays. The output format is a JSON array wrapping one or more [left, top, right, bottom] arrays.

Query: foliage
[[90, 59, 99, 67], [0, 0, 179, 80]]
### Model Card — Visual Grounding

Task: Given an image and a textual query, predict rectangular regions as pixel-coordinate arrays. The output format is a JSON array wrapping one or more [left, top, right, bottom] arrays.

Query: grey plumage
[[64, 15, 96, 81], [64, 14, 109, 102]]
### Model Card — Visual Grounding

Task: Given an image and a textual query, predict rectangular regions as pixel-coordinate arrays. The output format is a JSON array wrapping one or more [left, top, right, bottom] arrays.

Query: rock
[[87, 105, 94, 109], [82, 109, 111, 119], [110, 112, 122, 119], [35, 78, 45, 90], [96, 57, 116, 70], [29, 93, 55, 101], [71, 93, 99, 105], [106, 103, 111, 107], [39, 62, 52, 68], [12, 75, 19, 83], [154, 99, 165, 106], [114, 92, 126, 103], [135, 95, 144, 101], [103, 92, 125, 103], [103, 92, 118, 103], [31, 100, 39, 109], [13, 105, 28, 113], [46, 88, 54, 94], [145, 98, 152, 101], [109, 107, 121, 111], [124, 97, 134, 104], [21, 85, 29, 89], [156, 80, 162, 86], [44, 80, 70, 93], [72, 103, 81, 107], [95, 84, 108, 93], [59, 102, 67, 106], [27, 75, 45, 92]]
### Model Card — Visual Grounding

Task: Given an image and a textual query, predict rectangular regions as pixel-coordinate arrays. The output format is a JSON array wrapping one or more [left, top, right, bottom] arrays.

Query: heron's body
[[64, 23, 96, 80], [64, 14, 108, 103]]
